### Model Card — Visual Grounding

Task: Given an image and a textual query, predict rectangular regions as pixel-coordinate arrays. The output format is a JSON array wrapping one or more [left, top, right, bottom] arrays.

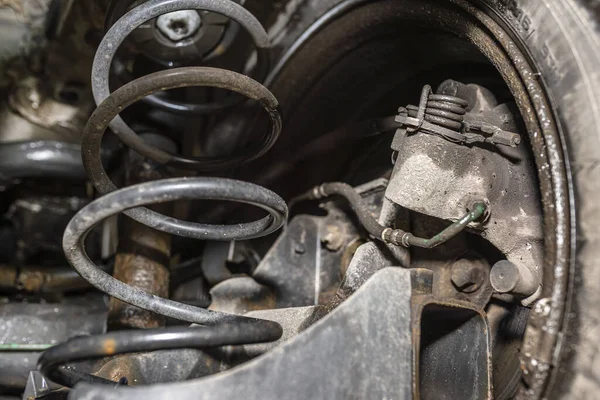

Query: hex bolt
[[450, 259, 486, 293], [156, 10, 202, 42], [489, 260, 539, 296]]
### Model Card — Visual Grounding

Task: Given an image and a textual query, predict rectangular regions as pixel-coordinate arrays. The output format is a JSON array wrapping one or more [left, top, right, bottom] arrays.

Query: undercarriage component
[[0, 141, 87, 188], [489, 259, 540, 298], [68, 267, 492, 400], [32, 0, 292, 389], [82, 67, 283, 238], [105, 0, 242, 65], [95, 0, 270, 120], [298, 181, 486, 248], [387, 81, 543, 302], [245, 179, 389, 309], [108, 144, 174, 330], [396, 82, 521, 148], [0, 0, 587, 397]]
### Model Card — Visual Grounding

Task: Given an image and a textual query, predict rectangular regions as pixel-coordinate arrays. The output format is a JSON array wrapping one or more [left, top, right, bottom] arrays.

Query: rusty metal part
[[108, 147, 174, 330], [108, 223, 171, 329], [450, 257, 488, 293], [0, 264, 107, 293]]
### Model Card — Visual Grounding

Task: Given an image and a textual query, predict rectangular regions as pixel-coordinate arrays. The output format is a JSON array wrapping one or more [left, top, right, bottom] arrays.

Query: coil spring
[[406, 85, 469, 131], [38, 0, 287, 388]]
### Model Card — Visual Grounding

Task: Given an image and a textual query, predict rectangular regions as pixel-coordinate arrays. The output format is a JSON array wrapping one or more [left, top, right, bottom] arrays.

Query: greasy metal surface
[[7, 196, 92, 262], [0, 142, 88, 187], [251, 179, 388, 308], [70, 267, 414, 400], [0, 297, 106, 390]]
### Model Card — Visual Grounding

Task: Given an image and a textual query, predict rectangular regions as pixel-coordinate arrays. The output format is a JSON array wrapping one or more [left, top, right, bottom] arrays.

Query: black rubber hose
[[62, 177, 286, 324], [82, 68, 283, 240], [93, 0, 271, 120], [304, 182, 486, 248], [317, 182, 386, 239], [38, 321, 282, 388]]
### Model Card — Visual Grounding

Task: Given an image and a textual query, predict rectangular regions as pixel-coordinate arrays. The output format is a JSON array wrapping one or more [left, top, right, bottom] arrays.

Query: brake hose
[[302, 182, 486, 248]]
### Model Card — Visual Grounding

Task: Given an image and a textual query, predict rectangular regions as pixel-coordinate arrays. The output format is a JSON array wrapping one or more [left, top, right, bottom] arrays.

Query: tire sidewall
[[468, 0, 600, 398]]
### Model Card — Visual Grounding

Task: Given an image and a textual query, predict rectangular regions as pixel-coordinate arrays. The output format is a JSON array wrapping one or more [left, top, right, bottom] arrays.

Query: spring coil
[[38, 0, 288, 389], [406, 87, 468, 131]]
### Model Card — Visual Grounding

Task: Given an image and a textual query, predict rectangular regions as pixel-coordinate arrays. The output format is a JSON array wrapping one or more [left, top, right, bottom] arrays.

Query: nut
[[156, 10, 202, 42]]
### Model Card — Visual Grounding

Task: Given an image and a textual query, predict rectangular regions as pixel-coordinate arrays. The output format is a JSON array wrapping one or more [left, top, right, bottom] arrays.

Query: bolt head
[[450, 259, 486, 293], [156, 10, 202, 42]]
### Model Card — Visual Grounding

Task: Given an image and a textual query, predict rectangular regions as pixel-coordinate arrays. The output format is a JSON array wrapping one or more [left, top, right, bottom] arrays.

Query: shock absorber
[[37, 0, 287, 388]]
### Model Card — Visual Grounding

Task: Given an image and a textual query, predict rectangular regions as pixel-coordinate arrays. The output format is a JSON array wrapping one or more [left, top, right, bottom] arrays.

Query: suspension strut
[[38, 0, 287, 388]]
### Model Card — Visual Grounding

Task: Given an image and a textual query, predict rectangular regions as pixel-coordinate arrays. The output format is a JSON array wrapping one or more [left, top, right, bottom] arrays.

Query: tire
[[474, 1, 600, 398]]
